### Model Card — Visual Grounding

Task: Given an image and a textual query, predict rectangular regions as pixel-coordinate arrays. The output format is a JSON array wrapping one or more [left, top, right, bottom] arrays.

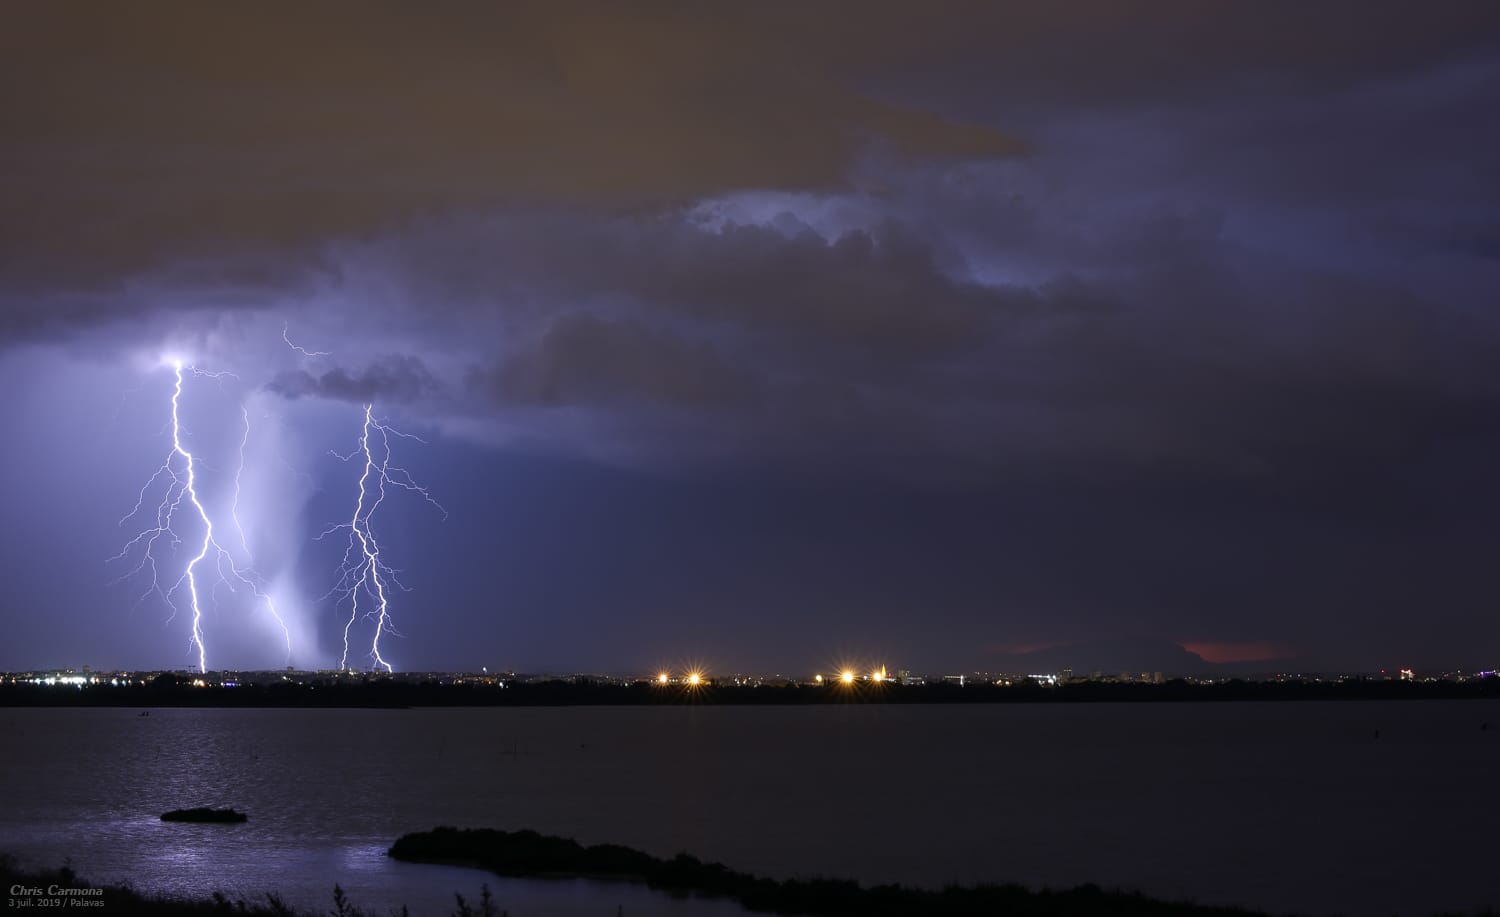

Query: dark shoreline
[[387, 826, 1277, 917], [0, 844, 1289, 917], [7, 827, 1496, 917], [1, 677, 1497, 708]]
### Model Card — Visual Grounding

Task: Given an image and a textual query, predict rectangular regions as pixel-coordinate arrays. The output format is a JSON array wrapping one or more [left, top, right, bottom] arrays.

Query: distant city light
[[657, 672, 670, 684], [687, 672, 702, 686], [841, 670, 855, 684]]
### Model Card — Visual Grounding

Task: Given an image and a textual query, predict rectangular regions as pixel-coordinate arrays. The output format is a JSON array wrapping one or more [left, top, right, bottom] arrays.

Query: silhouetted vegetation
[[161, 807, 248, 823], [389, 826, 1281, 916], [2, 675, 1496, 708]]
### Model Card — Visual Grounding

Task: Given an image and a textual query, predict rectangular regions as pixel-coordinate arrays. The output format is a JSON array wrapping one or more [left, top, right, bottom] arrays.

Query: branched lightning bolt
[[111, 362, 292, 672], [321, 405, 447, 672]]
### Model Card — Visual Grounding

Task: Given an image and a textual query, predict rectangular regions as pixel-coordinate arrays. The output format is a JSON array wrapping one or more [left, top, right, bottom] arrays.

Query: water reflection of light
[[341, 844, 394, 872]]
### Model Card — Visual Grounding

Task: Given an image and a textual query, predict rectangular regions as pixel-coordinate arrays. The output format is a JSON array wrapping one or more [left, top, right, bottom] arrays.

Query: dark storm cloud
[[614, 222, 1020, 364], [0, 0, 1023, 317], [377, 212, 1033, 361], [484, 314, 761, 411], [5, 2, 1495, 311], [370, 209, 1055, 466], [356, 172, 1497, 481], [268, 354, 438, 405]]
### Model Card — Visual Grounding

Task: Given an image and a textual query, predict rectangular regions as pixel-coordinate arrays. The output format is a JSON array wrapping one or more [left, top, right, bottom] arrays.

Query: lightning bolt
[[227, 403, 294, 666], [283, 322, 331, 358], [112, 362, 293, 672], [322, 405, 446, 672], [231, 405, 253, 556]]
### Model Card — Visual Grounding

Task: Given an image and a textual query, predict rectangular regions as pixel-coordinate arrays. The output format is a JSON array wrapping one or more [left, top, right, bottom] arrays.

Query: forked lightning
[[111, 361, 292, 672]]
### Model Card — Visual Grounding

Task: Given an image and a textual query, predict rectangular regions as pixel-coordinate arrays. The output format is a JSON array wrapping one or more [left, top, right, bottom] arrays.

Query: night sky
[[2, 3, 1498, 675]]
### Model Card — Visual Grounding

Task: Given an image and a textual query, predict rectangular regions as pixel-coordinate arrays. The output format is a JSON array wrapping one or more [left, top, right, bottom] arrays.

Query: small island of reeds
[[161, 807, 248, 823]]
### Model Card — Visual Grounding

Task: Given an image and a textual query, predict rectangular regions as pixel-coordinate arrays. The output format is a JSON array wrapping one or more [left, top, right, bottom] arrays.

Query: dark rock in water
[[160, 807, 247, 823]]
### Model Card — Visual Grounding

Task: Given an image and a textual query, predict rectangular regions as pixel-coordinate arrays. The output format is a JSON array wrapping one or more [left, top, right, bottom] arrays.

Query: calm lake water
[[1, 702, 1497, 917]]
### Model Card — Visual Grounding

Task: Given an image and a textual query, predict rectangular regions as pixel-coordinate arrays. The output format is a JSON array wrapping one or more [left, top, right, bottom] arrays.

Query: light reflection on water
[[1, 705, 753, 916], [1, 702, 1497, 916]]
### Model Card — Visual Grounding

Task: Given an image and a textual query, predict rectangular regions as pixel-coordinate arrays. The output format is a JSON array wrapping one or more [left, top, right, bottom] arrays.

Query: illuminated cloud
[[268, 355, 440, 405]]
